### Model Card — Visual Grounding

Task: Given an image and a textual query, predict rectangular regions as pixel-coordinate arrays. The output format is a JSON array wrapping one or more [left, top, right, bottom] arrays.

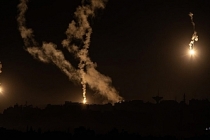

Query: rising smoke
[[17, 0, 122, 104], [189, 12, 198, 50]]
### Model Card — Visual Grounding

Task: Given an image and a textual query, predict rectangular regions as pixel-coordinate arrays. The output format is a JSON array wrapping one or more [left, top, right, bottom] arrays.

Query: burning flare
[[188, 12, 198, 56], [0, 83, 3, 94], [189, 49, 195, 55]]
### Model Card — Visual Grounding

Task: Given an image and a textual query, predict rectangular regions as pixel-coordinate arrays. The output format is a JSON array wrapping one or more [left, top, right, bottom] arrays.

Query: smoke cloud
[[17, 0, 122, 104]]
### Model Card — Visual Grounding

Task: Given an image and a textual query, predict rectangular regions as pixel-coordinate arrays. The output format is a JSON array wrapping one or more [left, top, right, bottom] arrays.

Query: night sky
[[1, 0, 210, 112]]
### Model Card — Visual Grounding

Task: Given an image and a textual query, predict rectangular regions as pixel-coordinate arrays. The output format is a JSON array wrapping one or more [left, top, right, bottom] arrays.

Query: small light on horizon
[[83, 98, 87, 104]]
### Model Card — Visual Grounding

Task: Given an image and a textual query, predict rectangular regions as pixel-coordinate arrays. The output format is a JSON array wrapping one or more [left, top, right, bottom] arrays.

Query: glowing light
[[189, 49, 195, 55], [83, 98, 87, 104], [0, 86, 3, 94], [188, 12, 198, 57]]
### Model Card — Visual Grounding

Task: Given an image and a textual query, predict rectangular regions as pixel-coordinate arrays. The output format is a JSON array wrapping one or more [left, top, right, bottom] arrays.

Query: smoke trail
[[17, 0, 122, 103], [189, 12, 198, 50], [17, 0, 80, 82], [61, 0, 122, 103]]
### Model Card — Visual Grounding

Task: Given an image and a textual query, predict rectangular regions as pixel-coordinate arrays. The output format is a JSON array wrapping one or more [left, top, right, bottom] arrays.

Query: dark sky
[[1, 0, 210, 112]]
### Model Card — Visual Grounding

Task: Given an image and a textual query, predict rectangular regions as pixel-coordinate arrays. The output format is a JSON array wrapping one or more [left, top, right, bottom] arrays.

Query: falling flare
[[188, 12, 198, 56], [189, 49, 195, 55]]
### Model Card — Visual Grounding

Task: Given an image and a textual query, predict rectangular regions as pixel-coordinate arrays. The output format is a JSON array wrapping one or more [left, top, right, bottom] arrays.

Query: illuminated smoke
[[17, 0, 80, 81], [189, 12, 198, 50], [17, 0, 122, 103]]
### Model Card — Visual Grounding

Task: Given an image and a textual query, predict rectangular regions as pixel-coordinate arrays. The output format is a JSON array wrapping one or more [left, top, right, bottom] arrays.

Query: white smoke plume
[[17, 0, 122, 104], [189, 12, 198, 50], [17, 0, 80, 82]]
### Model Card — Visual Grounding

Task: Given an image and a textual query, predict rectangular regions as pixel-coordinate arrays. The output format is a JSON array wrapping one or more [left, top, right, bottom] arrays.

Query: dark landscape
[[1, 97, 210, 139]]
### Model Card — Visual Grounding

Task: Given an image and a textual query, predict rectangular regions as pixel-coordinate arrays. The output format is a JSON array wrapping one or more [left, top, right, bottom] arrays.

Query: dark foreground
[[1, 99, 210, 139], [1, 126, 210, 139]]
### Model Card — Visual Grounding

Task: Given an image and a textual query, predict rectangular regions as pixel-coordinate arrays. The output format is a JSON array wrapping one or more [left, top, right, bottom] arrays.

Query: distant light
[[83, 98, 87, 104], [206, 127, 210, 131]]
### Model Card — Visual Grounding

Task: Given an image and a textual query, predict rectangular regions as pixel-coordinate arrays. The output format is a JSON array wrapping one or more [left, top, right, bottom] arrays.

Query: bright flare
[[189, 49, 195, 55], [188, 12, 198, 57], [0, 86, 3, 94], [83, 98, 87, 104]]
